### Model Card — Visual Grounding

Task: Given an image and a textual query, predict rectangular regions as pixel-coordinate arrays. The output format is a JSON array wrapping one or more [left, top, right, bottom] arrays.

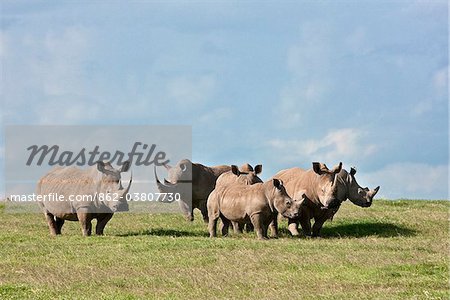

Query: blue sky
[[1, 1, 448, 199]]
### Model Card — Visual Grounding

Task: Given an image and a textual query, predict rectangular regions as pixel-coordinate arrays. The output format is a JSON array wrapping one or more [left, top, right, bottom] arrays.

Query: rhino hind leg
[[244, 223, 254, 233], [220, 215, 231, 237], [44, 212, 58, 236], [96, 213, 113, 235], [55, 217, 65, 235]]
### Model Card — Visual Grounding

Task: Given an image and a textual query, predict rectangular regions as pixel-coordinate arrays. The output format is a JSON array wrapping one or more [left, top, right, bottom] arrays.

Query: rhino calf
[[208, 164, 263, 234], [208, 179, 301, 239], [37, 161, 132, 236]]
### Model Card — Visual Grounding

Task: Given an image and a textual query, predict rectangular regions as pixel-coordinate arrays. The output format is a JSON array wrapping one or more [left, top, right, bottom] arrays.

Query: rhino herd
[[37, 159, 379, 239]]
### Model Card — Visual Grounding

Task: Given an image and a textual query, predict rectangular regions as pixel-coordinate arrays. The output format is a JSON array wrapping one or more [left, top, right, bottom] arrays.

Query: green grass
[[0, 200, 448, 299]]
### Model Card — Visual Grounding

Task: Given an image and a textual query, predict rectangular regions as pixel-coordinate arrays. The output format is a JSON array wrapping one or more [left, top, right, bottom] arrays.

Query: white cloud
[[268, 128, 378, 166], [358, 162, 449, 200]]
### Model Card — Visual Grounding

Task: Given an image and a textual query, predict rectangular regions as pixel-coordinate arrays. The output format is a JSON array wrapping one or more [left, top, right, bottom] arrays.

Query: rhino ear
[[332, 162, 343, 174], [121, 160, 131, 173], [350, 167, 357, 176], [273, 178, 283, 190], [254, 164, 262, 175], [97, 161, 106, 173], [231, 165, 240, 176], [313, 162, 328, 175], [312, 162, 321, 174], [163, 163, 172, 170]]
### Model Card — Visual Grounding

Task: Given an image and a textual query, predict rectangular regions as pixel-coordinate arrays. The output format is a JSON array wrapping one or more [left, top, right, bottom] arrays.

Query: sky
[[1, 1, 448, 200]]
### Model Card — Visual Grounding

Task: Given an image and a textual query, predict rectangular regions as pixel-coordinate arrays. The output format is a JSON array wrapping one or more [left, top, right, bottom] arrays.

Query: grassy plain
[[0, 200, 448, 299]]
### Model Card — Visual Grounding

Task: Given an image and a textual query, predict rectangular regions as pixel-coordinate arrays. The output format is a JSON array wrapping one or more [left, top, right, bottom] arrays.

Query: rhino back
[[218, 183, 268, 221], [38, 166, 100, 215]]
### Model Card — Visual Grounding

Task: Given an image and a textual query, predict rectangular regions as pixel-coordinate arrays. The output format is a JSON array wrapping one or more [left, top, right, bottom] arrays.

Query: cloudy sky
[[1, 1, 448, 199]]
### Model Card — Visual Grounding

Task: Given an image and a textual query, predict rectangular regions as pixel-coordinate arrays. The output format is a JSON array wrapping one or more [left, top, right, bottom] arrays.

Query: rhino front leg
[[250, 214, 267, 240], [299, 216, 312, 237], [77, 210, 92, 236], [288, 218, 300, 237], [44, 212, 58, 236], [199, 201, 209, 223], [269, 215, 279, 238], [312, 217, 327, 238], [179, 201, 194, 222], [96, 213, 113, 235]]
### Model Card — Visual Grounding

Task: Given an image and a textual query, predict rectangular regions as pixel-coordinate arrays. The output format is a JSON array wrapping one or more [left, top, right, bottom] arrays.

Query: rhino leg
[[232, 221, 242, 234], [269, 216, 279, 238], [44, 212, 58, 236], [220, 215, 231, 237], [298, 208, 312, 237], [77, 210, 92, 236], [312, 217, 327, 238], [250, 214, 267, 240], [55, 217, 65, 235], [199, 201, 209, 223], [179, 201, 194, 222], [288, 218, 300, 237], [96, 213, 113, 235], [245, 223, 254, 233], [208, 216, 219, 238]]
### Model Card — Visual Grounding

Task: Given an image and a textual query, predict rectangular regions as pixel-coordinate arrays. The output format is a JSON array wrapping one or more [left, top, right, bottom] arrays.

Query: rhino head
[[232, 164, 263, 185], [312, 161, 343, 210], [154, 159, 192, 203], [97, 160, 132, 212], [270, 179, 302, 219], [346, 167, 380, 207]]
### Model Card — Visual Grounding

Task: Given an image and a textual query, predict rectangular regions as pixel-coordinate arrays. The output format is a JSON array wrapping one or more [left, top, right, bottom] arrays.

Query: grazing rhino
[[155, 159, 231, 222], [37, 161, 132, 236], [208, 178, 302, 239], [208, 164, 263, 233], [274, 162, 380, 237]]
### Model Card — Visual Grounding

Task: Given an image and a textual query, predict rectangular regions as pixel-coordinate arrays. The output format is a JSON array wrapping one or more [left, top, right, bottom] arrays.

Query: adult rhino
[[208, 163, 263, 233], [37, 161, 132, 236], [155, 159, 231, 222], [274, 162, 379, 237]]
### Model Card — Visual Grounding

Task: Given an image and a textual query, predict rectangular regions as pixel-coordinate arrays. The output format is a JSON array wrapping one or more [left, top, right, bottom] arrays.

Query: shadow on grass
[[277, 222, 416, 238], [320, 222, 416, 238], [118, 228, 208, 238]]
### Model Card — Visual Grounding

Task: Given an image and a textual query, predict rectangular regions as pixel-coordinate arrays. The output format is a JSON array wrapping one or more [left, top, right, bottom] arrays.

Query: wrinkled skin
[[208, 164, 263, 234], [275, 163, 380, 237], [155, 159, 231, 222], [37, 161, 132, 236], [208, 179, 303, 240]]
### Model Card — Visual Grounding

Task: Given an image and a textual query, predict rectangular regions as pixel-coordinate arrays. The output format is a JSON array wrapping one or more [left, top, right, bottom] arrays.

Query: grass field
[[0, 200, 448, 299]]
